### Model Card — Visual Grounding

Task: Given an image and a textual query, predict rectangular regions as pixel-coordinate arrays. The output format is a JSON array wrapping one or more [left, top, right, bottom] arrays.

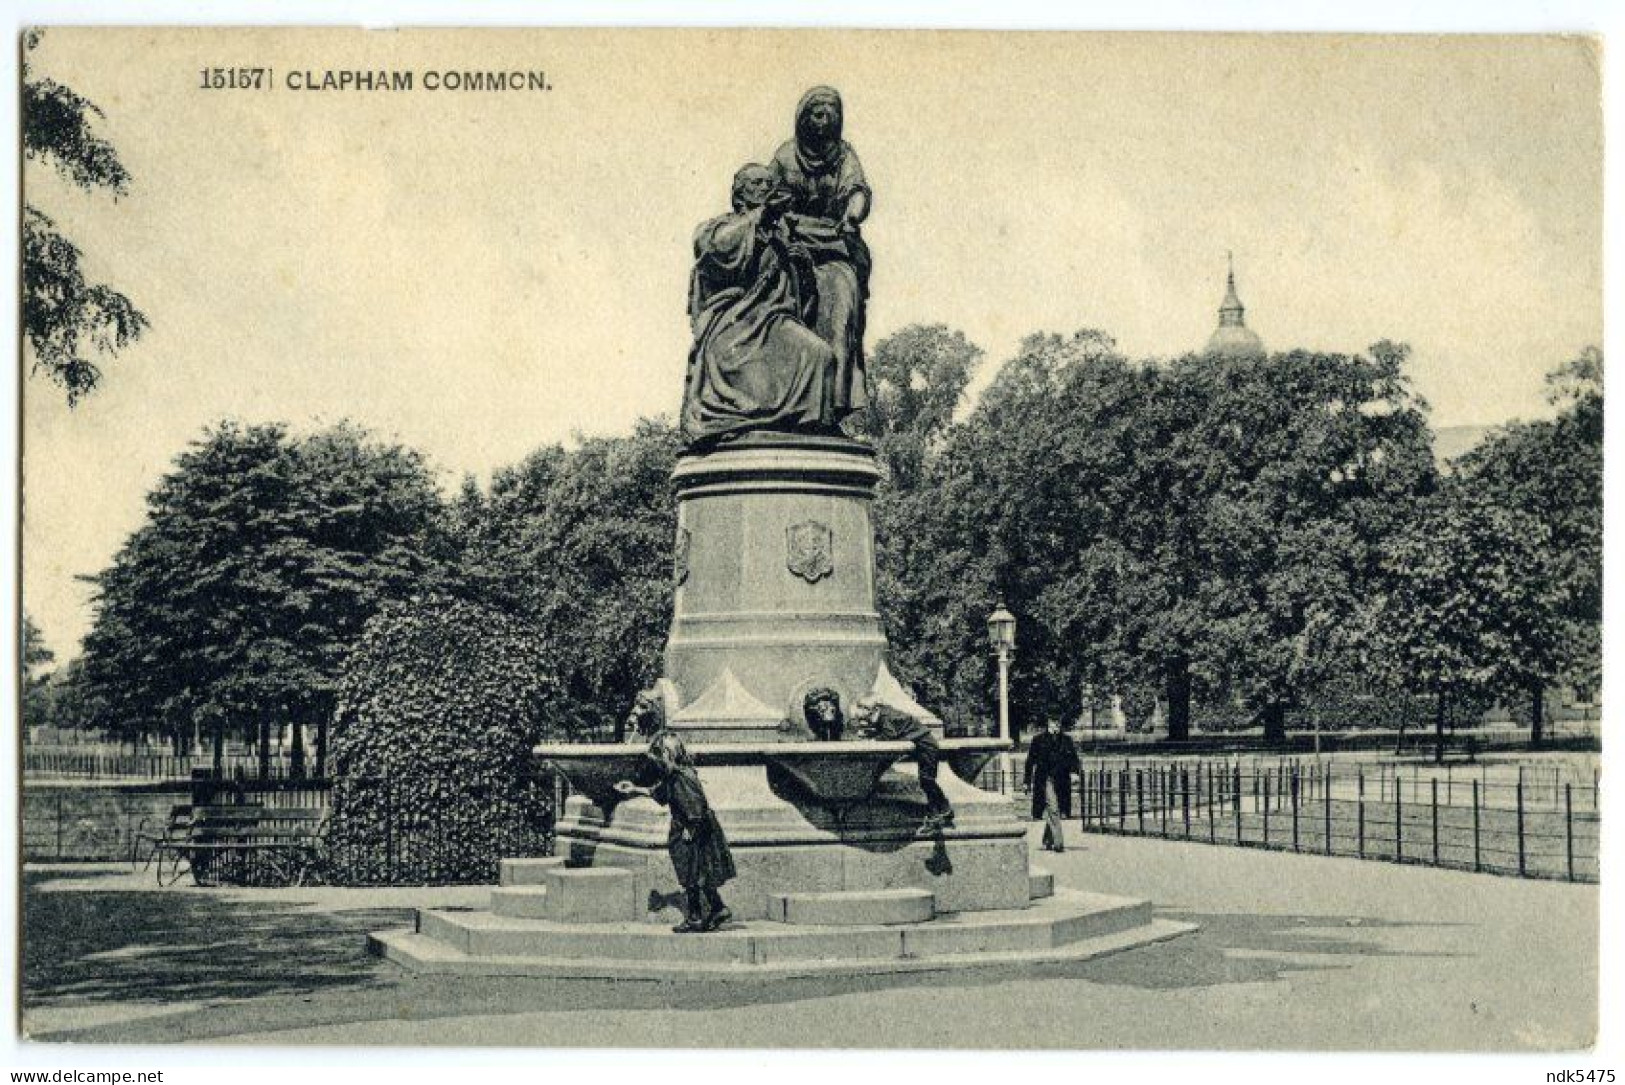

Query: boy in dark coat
[[850, 697, 954, 832], [616, 730, 738, 933], [1024, 718, 1080, 852]]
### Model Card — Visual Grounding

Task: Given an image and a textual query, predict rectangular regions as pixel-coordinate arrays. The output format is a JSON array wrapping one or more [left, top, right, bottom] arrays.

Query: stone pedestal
[[665, 433, 935, 742]]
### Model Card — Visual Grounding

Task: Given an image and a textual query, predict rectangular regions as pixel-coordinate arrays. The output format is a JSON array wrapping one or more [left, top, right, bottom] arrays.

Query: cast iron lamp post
[[987, 599, 1016, 785]]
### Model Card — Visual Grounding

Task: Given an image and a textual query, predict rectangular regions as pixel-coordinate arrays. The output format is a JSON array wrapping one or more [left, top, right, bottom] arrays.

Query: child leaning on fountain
[[614, 730, 738, 934], [849, 697, 955, 832]]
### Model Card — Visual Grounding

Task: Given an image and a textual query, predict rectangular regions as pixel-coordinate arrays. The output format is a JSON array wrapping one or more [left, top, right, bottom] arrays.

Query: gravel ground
[[20, 826, 1598, 1051]]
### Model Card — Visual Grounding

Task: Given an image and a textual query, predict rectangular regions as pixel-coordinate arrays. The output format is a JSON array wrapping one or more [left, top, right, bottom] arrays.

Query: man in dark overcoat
[[1024, 718, 1080, 852]]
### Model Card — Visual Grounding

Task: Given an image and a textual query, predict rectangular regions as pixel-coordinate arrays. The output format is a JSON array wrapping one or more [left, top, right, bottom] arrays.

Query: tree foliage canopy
[[1450, 348, 1604, 698], [22, 30, 147, 405], [64, 329, 1598, 764], [450, 418, 681, 739], [1366, 482, 1561, 712], [865, 330, 1439, 740], [78, 420, 450, 752], [21, 612, 57, 729]]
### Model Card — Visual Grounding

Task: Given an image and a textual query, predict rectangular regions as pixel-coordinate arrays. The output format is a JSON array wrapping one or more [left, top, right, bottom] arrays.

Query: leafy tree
[[853, 324, 983, 488], [1169, 342, 1436, 741], [1365, 482, 1561, 762], [20, 612, 57, 730], [22, 30, 147, 405], [43, 657, 102, 734], [859, 326, 987, 725], [1453, 347, 1602, 740], [888, 330, 1139, 736], [876, 331, 1436, 747], [453, 419, 681, 739], [326, 596, 560, 884], [79, 421, 451, 770]]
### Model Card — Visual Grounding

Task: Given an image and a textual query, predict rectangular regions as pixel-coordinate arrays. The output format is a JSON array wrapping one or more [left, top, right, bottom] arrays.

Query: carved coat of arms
[[785, 520, 833, 583], [673, 527, 691, 585]]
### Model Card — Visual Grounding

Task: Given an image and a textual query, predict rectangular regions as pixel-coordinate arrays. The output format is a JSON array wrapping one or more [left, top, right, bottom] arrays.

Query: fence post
[[1118, 769, 1127, 831], [1431, 777, 1439, 866], [1290, 767, 1300, 852], [1158, 767, 1167, 836], [1135, 769, 1145, 833], [1234, 766, 1243, 844], [1181, 768, 1191, 838], [1565, 783, 1574, 883], [1357, 769, 1365, 859], [1323, 764, 1332, 856], [1163, 767, 1172, 835], [1262, 774, 1271, 846], [1208, 765, 1217, 844], [1516, 777, 1526, 877], [1472, 780, 1481, 873], [1395, 771, 1404, 863]]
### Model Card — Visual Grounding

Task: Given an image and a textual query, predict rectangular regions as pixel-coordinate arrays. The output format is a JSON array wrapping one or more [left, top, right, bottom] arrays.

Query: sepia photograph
[[9, 17, 1608, 1064]]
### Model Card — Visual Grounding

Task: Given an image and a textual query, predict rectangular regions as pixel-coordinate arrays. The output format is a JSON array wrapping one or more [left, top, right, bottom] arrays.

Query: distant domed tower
[[1204, 254, 1266, 359]]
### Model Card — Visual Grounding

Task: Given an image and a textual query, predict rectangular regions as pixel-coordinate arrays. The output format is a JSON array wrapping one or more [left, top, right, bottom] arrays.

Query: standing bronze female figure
[[770, 86, 872, 423]]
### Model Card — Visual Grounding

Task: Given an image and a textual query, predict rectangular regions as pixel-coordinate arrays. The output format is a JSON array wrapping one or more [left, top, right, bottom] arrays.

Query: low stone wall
[[22, 780, 191, 862]]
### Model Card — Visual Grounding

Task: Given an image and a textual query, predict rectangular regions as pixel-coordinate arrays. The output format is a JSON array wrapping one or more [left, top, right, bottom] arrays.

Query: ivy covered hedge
[[325, 596, 562, 884]]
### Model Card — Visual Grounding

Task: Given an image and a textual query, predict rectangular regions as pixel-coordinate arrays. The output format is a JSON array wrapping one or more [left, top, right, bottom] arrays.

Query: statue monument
[[372, 88, 1192, 978]]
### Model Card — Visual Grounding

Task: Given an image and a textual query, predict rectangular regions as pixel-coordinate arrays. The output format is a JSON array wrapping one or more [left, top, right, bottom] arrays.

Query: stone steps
[[401, 889, 1153, 967], [499, 857, 567, 886], [768, 888, 934, 926], [1029, 868, 1054, 900], [493, 862, 642, 923], [490, 886, 550, 920], [373, 891, 1191, 981]]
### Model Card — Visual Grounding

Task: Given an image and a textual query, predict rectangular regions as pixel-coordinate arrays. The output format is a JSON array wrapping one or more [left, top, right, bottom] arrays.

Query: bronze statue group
[[681, 86, 873, 447]]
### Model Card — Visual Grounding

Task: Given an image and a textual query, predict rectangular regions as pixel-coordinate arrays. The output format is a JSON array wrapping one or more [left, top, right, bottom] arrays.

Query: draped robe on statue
[[768, 92, 873, 422], [681, 205, 837, 444]]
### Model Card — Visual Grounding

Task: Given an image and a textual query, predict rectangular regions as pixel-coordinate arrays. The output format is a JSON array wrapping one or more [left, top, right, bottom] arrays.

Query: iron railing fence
[[975, 755, 1598, 812], [24, 750, 309, 781], [26, 770, 560, 885], [1060, 761, 1598, 884]]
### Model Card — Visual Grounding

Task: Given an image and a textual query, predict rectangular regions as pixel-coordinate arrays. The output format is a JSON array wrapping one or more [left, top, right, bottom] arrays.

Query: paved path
[[22, 828, 1597, 1050]]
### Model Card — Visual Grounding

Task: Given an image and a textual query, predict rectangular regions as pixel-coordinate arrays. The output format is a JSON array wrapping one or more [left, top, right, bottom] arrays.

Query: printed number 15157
[[199, 67, 271, 90]]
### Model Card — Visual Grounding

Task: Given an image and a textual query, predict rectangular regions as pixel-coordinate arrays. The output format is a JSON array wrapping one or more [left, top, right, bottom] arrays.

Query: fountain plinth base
[[366, 434, 1198, 979], [553, 759, 1029, 923]]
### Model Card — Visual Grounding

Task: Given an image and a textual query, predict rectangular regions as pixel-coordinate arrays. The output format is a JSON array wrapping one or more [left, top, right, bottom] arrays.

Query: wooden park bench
[[143, 803, 329, 888], [131, 803, 195, 878]]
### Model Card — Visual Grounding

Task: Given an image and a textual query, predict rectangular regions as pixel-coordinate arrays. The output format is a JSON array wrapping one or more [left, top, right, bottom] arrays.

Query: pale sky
[[20, 28, 1603, 659]]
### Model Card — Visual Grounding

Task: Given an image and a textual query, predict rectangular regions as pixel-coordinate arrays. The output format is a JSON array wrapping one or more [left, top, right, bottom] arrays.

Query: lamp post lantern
[[987, 599, 1016, 784]]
